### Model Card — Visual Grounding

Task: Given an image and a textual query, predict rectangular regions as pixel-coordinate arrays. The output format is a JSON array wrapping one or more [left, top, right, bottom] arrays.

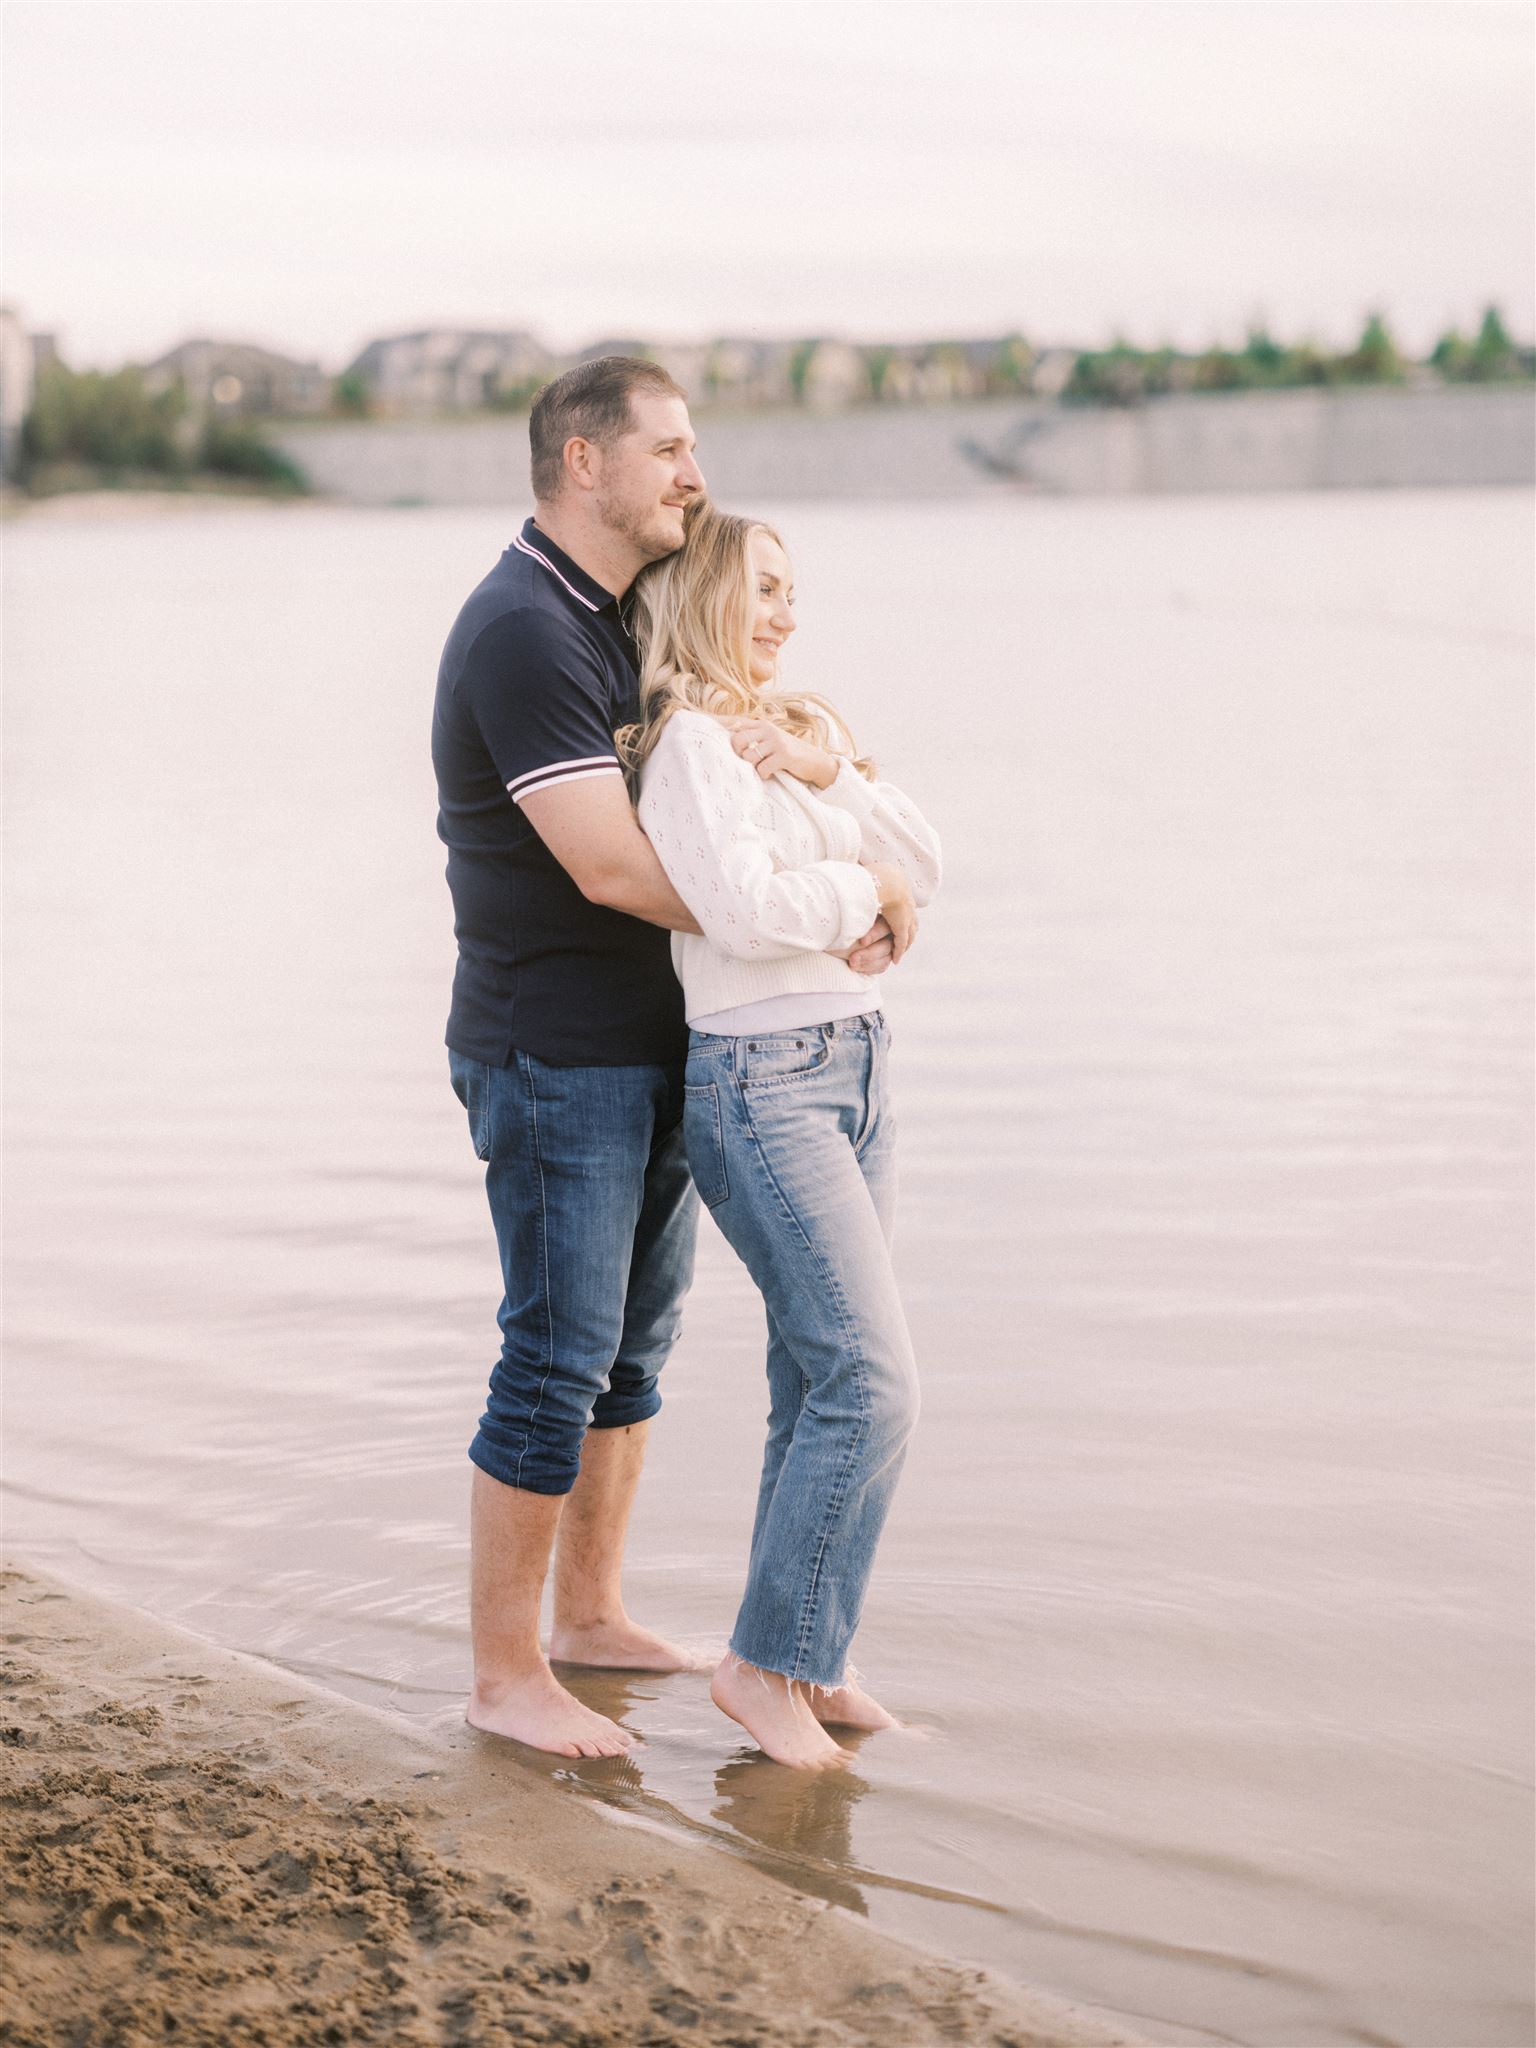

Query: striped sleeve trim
[[508, 755, 624, 804]]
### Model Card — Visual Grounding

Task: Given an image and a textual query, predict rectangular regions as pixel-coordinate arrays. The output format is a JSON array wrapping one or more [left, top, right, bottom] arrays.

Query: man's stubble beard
[[597, 483, 686, 566]]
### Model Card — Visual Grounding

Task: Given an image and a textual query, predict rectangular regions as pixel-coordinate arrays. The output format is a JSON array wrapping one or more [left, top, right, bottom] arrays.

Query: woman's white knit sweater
[[637, 708, 942, 1025]]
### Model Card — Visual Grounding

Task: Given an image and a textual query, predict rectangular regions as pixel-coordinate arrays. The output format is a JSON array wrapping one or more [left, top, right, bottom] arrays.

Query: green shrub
[[17, 361, 309, 493], [1338, 313, 1403, 384], [863, 346, 896, 401], [198, 418, 308, 490], [1471, 306, 1519, 381], [20, 363, 185, 477], [331, 369, 371, 417]]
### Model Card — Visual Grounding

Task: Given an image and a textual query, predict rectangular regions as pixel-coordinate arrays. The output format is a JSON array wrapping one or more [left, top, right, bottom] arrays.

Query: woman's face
[[747, 530, 796, 685]]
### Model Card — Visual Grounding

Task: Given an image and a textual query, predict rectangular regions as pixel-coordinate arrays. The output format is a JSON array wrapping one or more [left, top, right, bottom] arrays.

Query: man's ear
[[563, 435, 599, 494]]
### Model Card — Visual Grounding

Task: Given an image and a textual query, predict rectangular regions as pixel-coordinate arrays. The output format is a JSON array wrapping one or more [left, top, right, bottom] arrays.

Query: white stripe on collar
[[512, 531, 601, 613]]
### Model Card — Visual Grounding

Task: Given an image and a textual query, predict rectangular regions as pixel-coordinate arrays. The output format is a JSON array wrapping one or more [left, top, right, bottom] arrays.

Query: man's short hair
[[529, 357, 687, 502]]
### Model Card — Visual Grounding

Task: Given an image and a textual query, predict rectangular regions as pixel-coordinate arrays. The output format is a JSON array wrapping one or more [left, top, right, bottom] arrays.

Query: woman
[[623, 500, 941, 1769]]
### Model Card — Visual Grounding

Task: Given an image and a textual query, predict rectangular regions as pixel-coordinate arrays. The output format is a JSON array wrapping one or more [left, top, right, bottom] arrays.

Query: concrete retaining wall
[[273, 386, 1535, 506]]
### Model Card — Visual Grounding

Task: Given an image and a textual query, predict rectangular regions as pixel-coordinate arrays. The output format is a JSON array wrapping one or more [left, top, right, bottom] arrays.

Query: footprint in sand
[[651, 1987, 704, 2028], [90, 1897, 168, 1945]]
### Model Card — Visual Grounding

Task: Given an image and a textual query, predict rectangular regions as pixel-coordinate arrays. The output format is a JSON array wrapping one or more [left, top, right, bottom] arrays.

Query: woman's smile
[[748, 531, 796, 683]]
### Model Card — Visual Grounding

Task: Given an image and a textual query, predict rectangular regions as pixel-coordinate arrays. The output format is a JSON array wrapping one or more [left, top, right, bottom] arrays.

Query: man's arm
[[522, 746, 897, 965], [521, 776, 702, 934], [527, 776, 897, 964]]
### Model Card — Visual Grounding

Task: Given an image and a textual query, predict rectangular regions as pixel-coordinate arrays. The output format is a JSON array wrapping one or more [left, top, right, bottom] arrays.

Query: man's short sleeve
[[455, 608, 626, 807]]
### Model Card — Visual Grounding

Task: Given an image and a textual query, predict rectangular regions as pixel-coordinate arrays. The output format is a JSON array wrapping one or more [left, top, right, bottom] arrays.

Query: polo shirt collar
[[516, 518, 622, 615]]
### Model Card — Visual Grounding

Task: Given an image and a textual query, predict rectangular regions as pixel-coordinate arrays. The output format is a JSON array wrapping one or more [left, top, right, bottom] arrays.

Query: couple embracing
[[433, 357, 941, 1770]]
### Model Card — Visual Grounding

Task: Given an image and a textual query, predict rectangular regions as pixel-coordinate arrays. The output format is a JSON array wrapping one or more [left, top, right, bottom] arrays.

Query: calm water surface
[[5, 492, 1532, 2048]]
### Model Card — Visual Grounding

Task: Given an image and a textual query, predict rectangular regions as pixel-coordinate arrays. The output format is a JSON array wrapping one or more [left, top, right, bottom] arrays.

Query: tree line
[[1064, 308, 1526, 406]]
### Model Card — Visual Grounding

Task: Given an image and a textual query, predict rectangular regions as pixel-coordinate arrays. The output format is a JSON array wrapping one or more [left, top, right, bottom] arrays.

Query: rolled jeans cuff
[[468, 1430, 580, 1498], [588, 1387, 664, 1431]]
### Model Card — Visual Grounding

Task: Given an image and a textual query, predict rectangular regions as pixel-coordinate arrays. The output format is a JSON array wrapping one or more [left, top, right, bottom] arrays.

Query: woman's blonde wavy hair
[[617, 499, 875, 786]]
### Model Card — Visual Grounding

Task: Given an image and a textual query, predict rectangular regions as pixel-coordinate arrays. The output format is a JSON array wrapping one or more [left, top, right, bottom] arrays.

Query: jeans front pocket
[[741, 1027, 832, 1089], [448, 1050, 494, 1162], [683, 1082, 730, 1208]]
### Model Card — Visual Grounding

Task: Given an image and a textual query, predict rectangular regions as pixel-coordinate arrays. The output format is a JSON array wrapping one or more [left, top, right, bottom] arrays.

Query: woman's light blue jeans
[[683, 1012, 919, 1689]]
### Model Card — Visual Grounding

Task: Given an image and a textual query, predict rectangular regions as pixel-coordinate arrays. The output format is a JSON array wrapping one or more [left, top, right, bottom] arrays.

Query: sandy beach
[[0, 1565, 1146, 2048]]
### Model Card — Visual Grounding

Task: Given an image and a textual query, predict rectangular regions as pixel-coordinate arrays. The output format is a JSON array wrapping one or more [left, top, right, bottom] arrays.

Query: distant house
[[866, 333, 1050, 401], [1029, 349, 1079, 400], [966, 335, 1035, 396], [0, 305, 35, 477], [700, 338, 798, 409], [863, 347, 915, 402], [636, 342, 711, 396], [142, 338, 330, 416], [569, 337, 652, 367], [345, 329, 549, 415], [906, 344, 969, 403], [563, 336, 721, 397], [799, 340, 868, 411], [697, 337, 866, 410]]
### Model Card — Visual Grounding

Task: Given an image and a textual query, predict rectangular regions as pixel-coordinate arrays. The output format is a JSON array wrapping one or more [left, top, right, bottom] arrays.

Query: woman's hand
[[864, 863, 918, 965], [729, 717, 838, 789]]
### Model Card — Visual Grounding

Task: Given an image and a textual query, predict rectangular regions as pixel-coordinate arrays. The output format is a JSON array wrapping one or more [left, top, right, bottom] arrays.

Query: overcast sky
[[4, 1, 1532, 370]]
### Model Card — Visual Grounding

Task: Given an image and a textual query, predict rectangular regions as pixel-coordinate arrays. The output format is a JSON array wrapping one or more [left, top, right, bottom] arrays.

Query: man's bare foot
[[710, 1654, 849, 1770], [806, 1677, 898, 1732], [466, 1666, 634, 1758], [550, 1615, 699, 1673]]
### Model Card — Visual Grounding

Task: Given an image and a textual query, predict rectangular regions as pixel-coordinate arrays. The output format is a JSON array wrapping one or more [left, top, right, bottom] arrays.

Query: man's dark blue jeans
[[449, 1049, 698, 1496]]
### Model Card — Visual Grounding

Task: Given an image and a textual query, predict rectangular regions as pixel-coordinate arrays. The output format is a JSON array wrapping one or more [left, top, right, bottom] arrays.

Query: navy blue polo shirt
[[432, 519, 686, 1067]]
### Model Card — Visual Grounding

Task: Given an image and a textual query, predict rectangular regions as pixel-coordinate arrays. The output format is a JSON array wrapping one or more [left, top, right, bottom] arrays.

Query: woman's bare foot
[[467, 1665, 634, 1758], [549, 1615, 699, 1672], [806, 1677, 898, 1732], [710, 1654, 849, 1769]]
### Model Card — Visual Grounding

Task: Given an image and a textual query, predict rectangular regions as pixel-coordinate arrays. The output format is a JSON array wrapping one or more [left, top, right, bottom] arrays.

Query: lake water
[[4, 491, 1532, 2048]]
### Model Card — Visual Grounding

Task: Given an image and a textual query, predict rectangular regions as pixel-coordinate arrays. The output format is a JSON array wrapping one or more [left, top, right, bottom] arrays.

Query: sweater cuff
[[819, 860, 882, 950], [817, 757, 881, 825]]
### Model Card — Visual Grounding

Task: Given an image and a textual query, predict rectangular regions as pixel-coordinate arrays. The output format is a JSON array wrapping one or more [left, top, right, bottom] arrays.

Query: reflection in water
[[711, 1754, 871, 1914], [548, 1668, 661, 1731]]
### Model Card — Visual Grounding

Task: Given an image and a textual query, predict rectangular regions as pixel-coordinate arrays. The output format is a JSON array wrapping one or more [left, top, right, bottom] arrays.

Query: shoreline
[[1, 487, 328, 523], [0, 1562, 1152, 2048]]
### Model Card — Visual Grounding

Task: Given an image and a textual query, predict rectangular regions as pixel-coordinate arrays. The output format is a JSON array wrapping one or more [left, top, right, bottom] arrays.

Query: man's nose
[[677, 452, 706, 494]]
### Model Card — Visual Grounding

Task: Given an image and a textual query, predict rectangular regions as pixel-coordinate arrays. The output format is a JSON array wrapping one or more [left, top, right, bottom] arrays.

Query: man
[[433, 357, 893, 1758]]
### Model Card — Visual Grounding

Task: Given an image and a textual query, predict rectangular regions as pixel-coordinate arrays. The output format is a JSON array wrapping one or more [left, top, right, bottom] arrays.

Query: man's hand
[[842, 915, 897, 976], [862, 863, 918, 965]]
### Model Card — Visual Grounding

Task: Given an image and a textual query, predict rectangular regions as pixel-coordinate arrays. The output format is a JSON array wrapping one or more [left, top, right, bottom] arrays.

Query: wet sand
[[0, 1565, 1146, 2048]]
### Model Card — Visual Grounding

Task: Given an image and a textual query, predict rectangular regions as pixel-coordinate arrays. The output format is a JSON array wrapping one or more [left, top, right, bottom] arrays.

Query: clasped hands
[[727, 717, 917, 971]]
